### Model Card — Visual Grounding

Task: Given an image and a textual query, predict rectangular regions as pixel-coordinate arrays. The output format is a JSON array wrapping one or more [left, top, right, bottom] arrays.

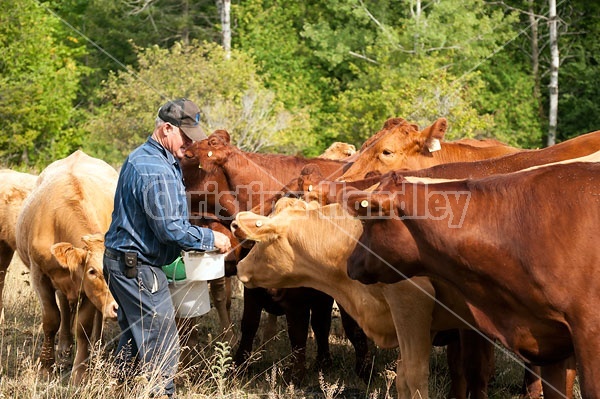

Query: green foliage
[[84, 42, 297, 164], [555, 0, 600, 140], [48, 0, 221, 93], [0, 0, 88, 168]]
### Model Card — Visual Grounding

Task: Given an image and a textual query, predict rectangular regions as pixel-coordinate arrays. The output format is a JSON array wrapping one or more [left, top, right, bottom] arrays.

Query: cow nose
[[106, 302, 118, 320]]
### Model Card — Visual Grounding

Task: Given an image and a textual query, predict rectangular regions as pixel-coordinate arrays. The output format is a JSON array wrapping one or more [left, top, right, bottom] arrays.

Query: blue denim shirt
[[105, 137, 215, 266]]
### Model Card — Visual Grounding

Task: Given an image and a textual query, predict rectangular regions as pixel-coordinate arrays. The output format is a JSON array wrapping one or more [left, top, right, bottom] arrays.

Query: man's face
[[164, 123, 193, 159]]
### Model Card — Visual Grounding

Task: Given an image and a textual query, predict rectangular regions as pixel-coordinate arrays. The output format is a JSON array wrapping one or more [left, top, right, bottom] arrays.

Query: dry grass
[[0, 257, 578, 398]]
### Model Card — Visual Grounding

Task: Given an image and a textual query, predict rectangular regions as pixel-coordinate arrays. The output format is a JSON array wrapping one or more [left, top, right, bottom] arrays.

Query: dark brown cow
[[180, 130, 369, 381], [344, 162, 600, 397], [339, 117, 521, 182]]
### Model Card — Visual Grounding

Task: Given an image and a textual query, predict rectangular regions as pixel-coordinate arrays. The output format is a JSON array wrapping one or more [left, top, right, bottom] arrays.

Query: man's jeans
[[104, 254, 179, 397]]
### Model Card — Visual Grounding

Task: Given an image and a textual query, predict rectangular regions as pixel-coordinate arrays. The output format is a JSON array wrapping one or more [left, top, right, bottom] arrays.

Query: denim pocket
[[138, 267, 159, 294]]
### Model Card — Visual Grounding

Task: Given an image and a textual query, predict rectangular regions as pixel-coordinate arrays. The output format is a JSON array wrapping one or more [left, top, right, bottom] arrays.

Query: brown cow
[[15, 150, 118, 384], [339, 117, 521, 182], [232, 198, 494, 399], [344, 162, 600, 397], [180, 130, 369, 382], [0, 169, 37, 316], [400, 129, 600, 180]]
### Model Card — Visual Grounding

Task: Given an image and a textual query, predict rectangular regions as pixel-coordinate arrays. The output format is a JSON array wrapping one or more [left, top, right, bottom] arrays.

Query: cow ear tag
[[427, 138, 441, 152], [255, 220, 263, 227], [360, 200, 369, 208], [208, 151, 213, 157], [308, 185, 313, 192]]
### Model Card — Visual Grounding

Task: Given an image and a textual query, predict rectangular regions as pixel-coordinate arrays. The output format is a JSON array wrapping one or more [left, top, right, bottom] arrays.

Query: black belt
[[104, 247, 127, 261], [104, 248, 154, 266]]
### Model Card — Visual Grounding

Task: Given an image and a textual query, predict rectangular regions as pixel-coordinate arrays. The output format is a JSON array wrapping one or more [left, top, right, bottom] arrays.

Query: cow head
[[339, 117, 448, 182], [51, 234, 118, 319], [233, 198, 362, 289], [341, 177, 422, 284], [181, 130, 239, 219]]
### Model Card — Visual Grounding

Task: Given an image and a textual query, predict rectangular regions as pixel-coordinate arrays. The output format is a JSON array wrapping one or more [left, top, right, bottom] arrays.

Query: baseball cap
[[158, 98, 207, 141]]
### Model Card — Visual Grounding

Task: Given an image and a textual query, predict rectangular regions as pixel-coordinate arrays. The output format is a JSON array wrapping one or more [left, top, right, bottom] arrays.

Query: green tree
[[84, 41, 295, 164], [48, 0, 221, 96], [0, 0, 88, 168], [314, 0, 523, 145]]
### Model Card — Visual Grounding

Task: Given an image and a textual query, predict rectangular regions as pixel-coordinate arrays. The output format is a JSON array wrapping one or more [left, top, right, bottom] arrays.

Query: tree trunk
[[547, 0, 559, 147], [217, 0, 231, 59], [528, 0, 543, 121]]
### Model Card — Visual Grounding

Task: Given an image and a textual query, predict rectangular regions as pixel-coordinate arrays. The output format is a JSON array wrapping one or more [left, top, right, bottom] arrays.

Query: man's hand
[[213, 231, 232, 254]]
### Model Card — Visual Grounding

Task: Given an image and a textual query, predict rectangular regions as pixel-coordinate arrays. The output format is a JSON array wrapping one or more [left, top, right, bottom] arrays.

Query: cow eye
[[87, 268, 98, 277], [382, 149, 393, 156]]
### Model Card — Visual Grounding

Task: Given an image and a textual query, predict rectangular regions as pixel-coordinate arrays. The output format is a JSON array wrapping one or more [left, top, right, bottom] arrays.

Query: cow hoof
[[283, 365, 306, 385], [312, 354, 333, 371]]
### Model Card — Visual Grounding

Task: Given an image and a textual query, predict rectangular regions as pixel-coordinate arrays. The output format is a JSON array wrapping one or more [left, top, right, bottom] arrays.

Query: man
[[104, 98, 231, 398]]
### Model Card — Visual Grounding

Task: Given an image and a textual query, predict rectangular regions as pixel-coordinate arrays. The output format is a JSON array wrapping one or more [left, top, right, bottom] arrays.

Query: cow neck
[[297, 254, 397, 348]]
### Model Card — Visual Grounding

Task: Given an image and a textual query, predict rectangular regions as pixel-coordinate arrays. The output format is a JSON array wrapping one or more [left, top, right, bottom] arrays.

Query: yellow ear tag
[[308, 185, 313, 192], [255, 220, 263, 227], [208, 151, 213, 157], [360, 200, 369, 208]]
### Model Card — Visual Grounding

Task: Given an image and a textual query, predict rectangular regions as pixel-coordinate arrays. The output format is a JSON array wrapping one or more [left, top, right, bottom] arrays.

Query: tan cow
[[0, 169, 38, 316], [340, 117, 521, 182], [16, 150, 119, 384], [233, 198, 494, 399], [318, 142, 357, 160]]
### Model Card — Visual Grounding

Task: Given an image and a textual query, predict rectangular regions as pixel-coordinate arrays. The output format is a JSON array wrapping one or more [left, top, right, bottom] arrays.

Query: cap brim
[[181, 125, 207, 141]]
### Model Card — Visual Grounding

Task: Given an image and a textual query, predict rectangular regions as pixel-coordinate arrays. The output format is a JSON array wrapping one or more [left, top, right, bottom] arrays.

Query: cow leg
[[34, 272, 61, 376], [308, 293, 333, 369], [209, 277, 235, 346], [234, 287, 265, 366], [0, 242, 13, 319], [539, 356, 576, 399], [446, 337, 467, 399], [283, 300, 311, 383], [262, 313, 279, 344], [176, 316, 201, 368], [338, 304, 371, 381], [460, 329, 494, 399], [71, 299, 97, 385], [520, 365, 543, 399], [56, 290, 74, 369], [385, 287, 435, 399]]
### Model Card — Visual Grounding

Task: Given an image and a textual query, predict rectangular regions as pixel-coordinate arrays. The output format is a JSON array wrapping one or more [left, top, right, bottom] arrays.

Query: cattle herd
[[0, 117, 599, 398]]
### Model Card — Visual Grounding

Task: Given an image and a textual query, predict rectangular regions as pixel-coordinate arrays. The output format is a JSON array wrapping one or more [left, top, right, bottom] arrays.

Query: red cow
[[343, 162, 600, 397], [180, 130, 369, 381], [339, 117, 521, 182], [232, 198, 494, 399]]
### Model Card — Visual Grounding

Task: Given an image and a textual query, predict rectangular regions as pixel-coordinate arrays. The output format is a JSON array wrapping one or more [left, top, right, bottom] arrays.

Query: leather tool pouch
[[124, 252, 138, 279]]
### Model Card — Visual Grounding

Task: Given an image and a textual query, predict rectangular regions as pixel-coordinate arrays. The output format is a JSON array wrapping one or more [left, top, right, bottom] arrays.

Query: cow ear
[[421, 118, 448, 153], [208, 130, 231, 146], [234, 212, 281, 242], [51, 243, 87, 273], [342, 191, 393, 218]]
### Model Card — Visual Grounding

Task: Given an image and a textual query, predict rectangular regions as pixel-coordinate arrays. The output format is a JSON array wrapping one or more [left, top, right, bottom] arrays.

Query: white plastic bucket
[[182, 251, 225, 281], [169, 279, 211, 318]]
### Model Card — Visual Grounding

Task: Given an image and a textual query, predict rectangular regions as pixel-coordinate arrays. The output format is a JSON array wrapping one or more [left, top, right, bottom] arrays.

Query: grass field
[[0, 256, 578, 398]]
